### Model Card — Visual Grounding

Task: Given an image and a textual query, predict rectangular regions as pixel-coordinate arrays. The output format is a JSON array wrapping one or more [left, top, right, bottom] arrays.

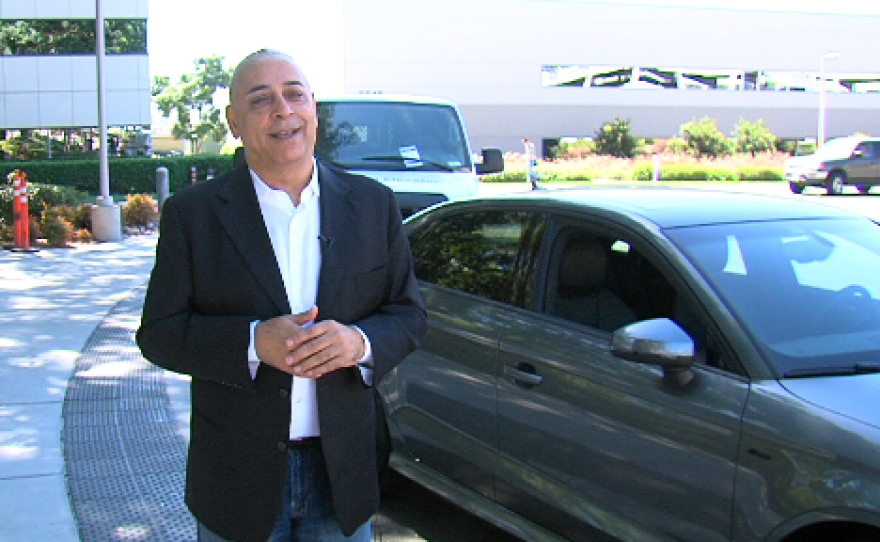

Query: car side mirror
[[475, 147, 504, 175], [853, 150, 865, 159], [611, 318, 696, 385]]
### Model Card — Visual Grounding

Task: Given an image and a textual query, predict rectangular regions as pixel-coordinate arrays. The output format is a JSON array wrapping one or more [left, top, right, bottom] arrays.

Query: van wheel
[[826, 172, 846, 195], [789, 182, 805, 194]]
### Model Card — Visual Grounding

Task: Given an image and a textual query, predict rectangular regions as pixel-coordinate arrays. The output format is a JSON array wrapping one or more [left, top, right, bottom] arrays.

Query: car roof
[[458, 186, 866, 229], [315, 93, 458, 108], [826, 135, 880, 144]]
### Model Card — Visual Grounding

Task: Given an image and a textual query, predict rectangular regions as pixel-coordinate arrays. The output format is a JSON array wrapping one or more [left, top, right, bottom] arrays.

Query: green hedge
[[1, 154, 235, 196], [633, 162, 781, 182], [736, 165, 785, 182]]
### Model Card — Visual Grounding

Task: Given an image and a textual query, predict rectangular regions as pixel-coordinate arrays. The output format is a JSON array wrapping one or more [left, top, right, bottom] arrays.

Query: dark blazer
[[136, 161, 427, 542]]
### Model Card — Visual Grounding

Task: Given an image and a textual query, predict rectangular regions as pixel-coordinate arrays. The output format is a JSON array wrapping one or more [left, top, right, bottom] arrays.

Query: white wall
[[343, 0, 880, 150], [0, 0, 150, 130]]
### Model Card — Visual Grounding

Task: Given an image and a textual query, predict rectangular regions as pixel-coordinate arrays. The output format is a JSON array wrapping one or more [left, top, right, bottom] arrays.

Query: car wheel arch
[[826, 170, 848, 195]]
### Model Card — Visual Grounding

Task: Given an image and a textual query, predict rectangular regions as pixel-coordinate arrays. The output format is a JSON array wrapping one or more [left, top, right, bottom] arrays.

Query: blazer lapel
[[317, 163, 356, 315], [214, 166, 290, 315]]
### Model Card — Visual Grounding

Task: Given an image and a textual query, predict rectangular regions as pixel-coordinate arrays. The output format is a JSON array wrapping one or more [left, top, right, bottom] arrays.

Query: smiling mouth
[[272, 127, 301, 140]]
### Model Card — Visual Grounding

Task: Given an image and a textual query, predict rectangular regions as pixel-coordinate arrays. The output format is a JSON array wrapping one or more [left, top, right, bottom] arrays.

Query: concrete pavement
[[0, 234, 159, 542]]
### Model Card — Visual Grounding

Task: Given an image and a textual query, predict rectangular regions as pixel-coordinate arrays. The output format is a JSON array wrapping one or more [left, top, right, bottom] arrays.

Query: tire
[[856, 185, 870, 194], [789, 182, 805, 194], [826, 172, 846, 195]]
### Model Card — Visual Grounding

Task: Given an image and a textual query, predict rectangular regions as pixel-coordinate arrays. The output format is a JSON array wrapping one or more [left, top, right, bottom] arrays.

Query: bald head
[[224, 48, 318, 191], [229, 49, 307, 105]]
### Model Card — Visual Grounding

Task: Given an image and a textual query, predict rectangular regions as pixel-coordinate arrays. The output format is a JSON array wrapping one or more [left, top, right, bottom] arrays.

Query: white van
[[314, 94, 504, 216]]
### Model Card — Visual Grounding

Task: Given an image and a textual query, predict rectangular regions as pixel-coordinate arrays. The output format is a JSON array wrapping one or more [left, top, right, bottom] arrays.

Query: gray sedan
[[377, 187, 880, 542]]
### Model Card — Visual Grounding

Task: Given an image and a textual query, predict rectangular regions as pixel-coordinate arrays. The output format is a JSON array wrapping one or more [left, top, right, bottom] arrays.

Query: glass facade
[[0, 19, 147, 55], [542, 65, 880, 95]]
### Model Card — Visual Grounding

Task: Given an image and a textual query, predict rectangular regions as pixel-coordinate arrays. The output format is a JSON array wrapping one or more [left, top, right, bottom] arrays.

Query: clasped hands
[[254, 306, 365, 379]]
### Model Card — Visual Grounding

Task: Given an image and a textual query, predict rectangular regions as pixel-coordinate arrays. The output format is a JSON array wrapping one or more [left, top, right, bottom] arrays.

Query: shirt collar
[[250, 158, 320, 206]]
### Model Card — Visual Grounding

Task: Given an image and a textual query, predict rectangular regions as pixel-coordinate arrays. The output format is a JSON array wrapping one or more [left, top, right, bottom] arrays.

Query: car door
[[848, 140, 875, 186], [870, 141, 880, 186], [386, 206, 545, 500], [495, 220, 750, 542]]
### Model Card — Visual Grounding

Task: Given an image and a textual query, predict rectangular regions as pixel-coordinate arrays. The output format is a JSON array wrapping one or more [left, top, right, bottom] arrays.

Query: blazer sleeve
[[352, 192, 428, 382], [136, 195, 256, 390]]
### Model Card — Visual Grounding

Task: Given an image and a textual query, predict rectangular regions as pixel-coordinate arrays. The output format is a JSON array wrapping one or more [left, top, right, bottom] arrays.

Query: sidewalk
[[0, 234, 159, 542]]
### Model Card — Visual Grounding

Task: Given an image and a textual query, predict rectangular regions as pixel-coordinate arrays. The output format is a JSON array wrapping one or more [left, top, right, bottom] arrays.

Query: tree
[[153, 56, 232, 154], [734, 117, 777, 156], [595, 118, 638, 158], [681, 117, 732, 158]]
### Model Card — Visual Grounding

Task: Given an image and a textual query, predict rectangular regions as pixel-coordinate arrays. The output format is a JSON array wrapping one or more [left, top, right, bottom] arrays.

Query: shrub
[[631, 162, 653, 181], [71, 228, 93, 244], [554, 138, 596, 160], [734, 118, 777, 157], [681, 117, 732, 158], [123, 194, 158, 226], [42, 207, 73, 248], [595, 118, 638, 158], [666, 137, 689, 155], [0, 183, 89, 228], [71, 204, 93, 230]]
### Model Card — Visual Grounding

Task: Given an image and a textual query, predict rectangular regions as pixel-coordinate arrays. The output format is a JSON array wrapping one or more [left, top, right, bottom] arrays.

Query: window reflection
[[542, 65, 880, 95], [410, 210, 545, 307]]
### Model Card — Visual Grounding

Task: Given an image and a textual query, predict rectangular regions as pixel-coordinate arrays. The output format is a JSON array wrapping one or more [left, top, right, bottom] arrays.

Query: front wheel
[[826, 172, 846, 195], [789, 182, 805, 194]]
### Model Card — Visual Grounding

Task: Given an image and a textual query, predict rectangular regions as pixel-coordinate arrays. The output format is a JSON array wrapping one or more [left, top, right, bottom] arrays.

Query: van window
[[316, 102, 473, 173]]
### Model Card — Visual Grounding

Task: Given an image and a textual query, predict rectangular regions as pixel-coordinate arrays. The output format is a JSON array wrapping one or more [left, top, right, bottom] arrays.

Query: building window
[[0, 19, 147, 55], [542, 65, 880, 95]]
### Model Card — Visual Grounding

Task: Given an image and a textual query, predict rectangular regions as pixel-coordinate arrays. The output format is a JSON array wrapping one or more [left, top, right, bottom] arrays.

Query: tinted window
[[410, 210, 545, 306], [547, 227, 737, 372], [669, 218, 880, 377], [316, 102, 472, 172], [855, 142, 875, 158]]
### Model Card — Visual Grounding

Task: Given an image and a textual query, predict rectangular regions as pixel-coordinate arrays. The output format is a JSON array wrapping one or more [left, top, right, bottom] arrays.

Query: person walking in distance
[[522, 138, 538, 189], [136, 49, 427, 542]]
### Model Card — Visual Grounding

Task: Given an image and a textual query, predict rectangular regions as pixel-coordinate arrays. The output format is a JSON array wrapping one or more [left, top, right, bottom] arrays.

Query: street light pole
[[91, 0, 122, 241], [817, 52, 841, 149]]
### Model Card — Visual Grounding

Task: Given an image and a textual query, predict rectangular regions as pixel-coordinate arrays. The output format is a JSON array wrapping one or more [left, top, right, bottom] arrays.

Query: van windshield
[[315, 101, 473, 172]]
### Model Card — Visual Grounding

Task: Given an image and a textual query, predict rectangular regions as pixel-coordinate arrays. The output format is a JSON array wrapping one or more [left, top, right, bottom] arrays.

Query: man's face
[[227, 54, 318, 174]]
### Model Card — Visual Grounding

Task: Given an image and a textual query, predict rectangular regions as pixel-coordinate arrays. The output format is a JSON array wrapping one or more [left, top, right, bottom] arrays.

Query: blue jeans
[[197, 444, 372, 542]]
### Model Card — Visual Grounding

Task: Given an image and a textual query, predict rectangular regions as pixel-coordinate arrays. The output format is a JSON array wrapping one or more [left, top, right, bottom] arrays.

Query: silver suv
[[786, 136, 880, 195]]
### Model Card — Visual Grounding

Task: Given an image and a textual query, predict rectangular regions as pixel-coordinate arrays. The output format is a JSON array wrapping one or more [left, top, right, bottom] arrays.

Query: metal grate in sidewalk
[[62, 286, 195, 541]]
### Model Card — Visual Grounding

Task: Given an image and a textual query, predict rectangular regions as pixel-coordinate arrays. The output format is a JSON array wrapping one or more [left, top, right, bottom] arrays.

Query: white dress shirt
[[245, 161, 372, 439]]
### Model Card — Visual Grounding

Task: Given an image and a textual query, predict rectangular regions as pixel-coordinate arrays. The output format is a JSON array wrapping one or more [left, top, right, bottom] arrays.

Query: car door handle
[[503, 364, 544, 387]]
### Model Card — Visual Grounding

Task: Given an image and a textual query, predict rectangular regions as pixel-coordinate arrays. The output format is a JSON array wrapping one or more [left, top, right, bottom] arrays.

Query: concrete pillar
[[156, 167, 169, 211], [91, 196, 122, 242]]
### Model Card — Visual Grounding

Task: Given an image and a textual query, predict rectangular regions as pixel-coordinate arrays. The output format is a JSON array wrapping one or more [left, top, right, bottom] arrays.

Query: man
[[136, 49, 427, 542]]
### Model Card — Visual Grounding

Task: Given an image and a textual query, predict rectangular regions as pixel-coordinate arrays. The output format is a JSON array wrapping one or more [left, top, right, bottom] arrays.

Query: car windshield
[[668, 218, 880, 378], [813, 138, 859, 160], [315, 102, 473, 172]]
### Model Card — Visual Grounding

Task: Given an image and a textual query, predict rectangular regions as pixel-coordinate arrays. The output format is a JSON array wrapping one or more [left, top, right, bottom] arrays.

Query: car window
[[669, 218, 880, 377], [409, 209, 545, 307], [545, 228, 738, 372], [855, 142, 874, 158]]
